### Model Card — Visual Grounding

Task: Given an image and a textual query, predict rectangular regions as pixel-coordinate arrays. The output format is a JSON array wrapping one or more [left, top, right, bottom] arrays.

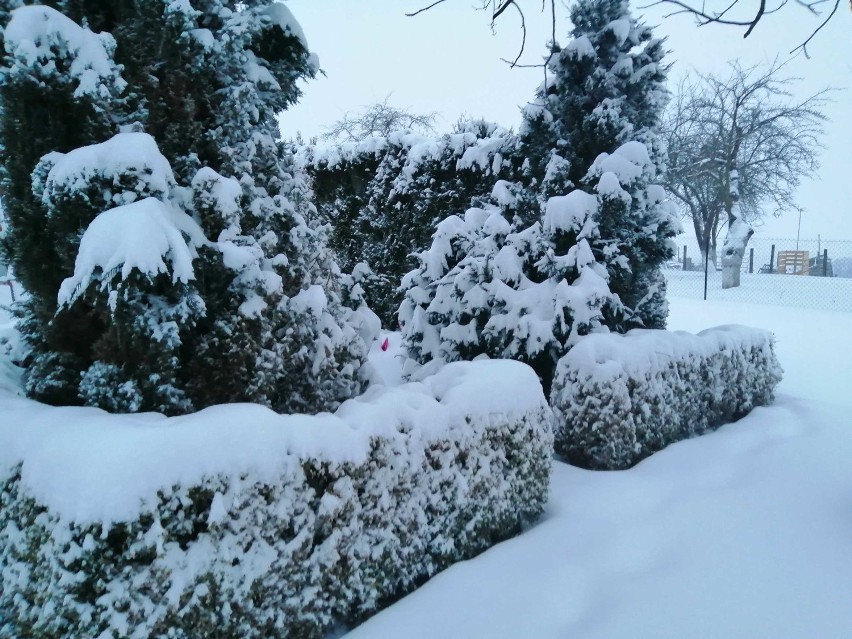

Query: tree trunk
[[721, 218, 752, 288], [721, 169, 753, 289]]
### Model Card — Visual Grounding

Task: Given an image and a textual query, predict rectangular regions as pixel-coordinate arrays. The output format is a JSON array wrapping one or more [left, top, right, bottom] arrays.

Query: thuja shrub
[[0, 360, 552, 639], [551, 325, 782, 470]]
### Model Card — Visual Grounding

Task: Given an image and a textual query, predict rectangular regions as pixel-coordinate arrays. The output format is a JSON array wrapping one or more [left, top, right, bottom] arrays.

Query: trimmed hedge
[[551, 325, 782, 470], [0, 360, 552, 639]]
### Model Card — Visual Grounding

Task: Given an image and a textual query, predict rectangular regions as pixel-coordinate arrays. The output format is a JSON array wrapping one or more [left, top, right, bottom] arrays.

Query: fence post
[[769, 244, 776, 274], [749, 248, 754, 274], [683, 245, 688, 270], [823, 249, 828, 277]]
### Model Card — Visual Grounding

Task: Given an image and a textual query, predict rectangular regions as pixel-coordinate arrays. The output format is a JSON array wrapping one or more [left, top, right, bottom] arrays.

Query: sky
[[280, 0, 851, 245]]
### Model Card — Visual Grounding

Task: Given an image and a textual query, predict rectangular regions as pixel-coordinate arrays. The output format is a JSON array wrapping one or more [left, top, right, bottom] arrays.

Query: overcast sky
[[281, 1, 851, 244]]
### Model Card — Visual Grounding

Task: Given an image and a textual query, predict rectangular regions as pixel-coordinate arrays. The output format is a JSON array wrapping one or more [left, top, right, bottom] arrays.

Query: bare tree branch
[[405, 0, 449, 17], [406, 0, 557, 69], [790, 0, 840, 56], [640, 0, 842, 54]]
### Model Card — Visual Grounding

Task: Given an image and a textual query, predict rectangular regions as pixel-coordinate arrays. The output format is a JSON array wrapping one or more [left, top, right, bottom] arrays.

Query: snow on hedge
[[551, 325, 782, 470], [0, 359, 552, 638], [301, 125, 516, 179]]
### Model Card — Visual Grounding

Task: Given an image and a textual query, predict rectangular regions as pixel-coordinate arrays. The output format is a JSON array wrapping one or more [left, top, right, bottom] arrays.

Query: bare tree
[[322, 96, 438, 143], [662, 61, 827, 287]]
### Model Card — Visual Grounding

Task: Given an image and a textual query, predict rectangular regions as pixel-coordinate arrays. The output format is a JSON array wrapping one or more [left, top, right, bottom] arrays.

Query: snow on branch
[[4, 4, 126, 98], [58, 198, 197, 307], [42, 132, 176, 205]]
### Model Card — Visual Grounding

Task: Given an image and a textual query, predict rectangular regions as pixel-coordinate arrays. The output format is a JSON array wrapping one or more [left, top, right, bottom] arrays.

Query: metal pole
[[823, 249, 828, 277], [796, 210, 802, 251], [769, 244, 776, 274], [703, 231, 710, 301], [749, 248, 754, 274], [683, 245, 688, 270]]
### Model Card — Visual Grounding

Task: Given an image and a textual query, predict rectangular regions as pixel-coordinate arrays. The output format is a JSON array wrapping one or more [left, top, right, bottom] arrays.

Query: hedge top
[[0, 358, 546, 526], [559, 324, 778, 382]]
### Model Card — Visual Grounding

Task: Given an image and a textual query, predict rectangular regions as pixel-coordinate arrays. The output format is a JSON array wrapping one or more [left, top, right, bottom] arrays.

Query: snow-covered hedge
[[551, 326, 782, 470], [0, 360, 552, 639]]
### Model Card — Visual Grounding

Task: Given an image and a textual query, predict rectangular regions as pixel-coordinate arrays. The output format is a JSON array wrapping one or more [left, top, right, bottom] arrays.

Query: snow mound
[[262, 1, 317, 70], [0, 359, 546, 525], [605, 18, 632, 45], [588, 141, 652, 184], [43, 132, 176, 205], [58, 198, 197, 306]]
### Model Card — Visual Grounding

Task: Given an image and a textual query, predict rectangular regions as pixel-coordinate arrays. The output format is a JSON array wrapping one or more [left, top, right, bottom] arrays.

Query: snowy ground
[[2, 284, 851, 638], [344, 297, 852, 639], [665, 268, 852, 313]]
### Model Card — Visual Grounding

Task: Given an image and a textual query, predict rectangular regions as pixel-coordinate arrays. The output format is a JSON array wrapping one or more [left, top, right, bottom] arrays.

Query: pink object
[[380, 337, 389, 352]]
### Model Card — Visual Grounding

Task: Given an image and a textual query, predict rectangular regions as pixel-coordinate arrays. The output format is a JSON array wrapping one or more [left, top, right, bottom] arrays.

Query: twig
[[405, 0, 449, 17]]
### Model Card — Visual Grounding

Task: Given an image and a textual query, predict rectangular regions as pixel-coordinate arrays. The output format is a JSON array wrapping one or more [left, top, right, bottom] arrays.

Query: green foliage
[[518, 0, 674, 330], [0, 1, 366, 414], [306, 121, 519, 327], [0, 387, 553, 638], [551, 327, 783, 469]]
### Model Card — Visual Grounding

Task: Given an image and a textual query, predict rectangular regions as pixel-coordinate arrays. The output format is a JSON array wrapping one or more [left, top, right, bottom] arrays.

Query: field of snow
[[665, 267, 852, 313], [344, 297, 852, 639], [2, 282, 851, 638]]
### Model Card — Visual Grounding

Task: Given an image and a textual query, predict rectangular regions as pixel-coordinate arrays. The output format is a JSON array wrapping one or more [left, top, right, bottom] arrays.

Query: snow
[[43, 132, 176, 204], [0, 356, 543, 527], [594, 171, 626, 198], [3, 275, 850, 637], [561, 323, 772, 380], [4, 5, 126, 99], [58, 198, 197, 306], [342, 296, 852, 639], [543, 191, 598, 234], [589, 141, 651, 184], [364, 331, 404, 387], [0, 297, 24, 397], [605, 18, 632, 46], [192, 167, 242, 220], [664, 268, 852, 313], [288, 283, 327, 317], [490, 180, 517, 208], [565, 35, 596, 59], [264, 2, 310, 52]]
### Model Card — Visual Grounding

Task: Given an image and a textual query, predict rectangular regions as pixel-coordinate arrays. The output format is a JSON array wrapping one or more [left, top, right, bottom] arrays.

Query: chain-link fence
[[664, 237, 852, 313]]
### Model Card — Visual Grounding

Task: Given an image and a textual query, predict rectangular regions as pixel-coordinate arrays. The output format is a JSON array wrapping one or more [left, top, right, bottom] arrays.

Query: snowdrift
[[551, 325, 782, 469], [0, 360, 552, 639]]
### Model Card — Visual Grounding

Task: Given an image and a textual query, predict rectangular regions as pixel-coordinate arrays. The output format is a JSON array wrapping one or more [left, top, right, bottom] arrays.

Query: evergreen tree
[[520, 0, 675, 328], [0, 1, 367, 414], [400, 155, 636, 396], [305, 119, 518, 326], [399, 0, 679, 393]]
